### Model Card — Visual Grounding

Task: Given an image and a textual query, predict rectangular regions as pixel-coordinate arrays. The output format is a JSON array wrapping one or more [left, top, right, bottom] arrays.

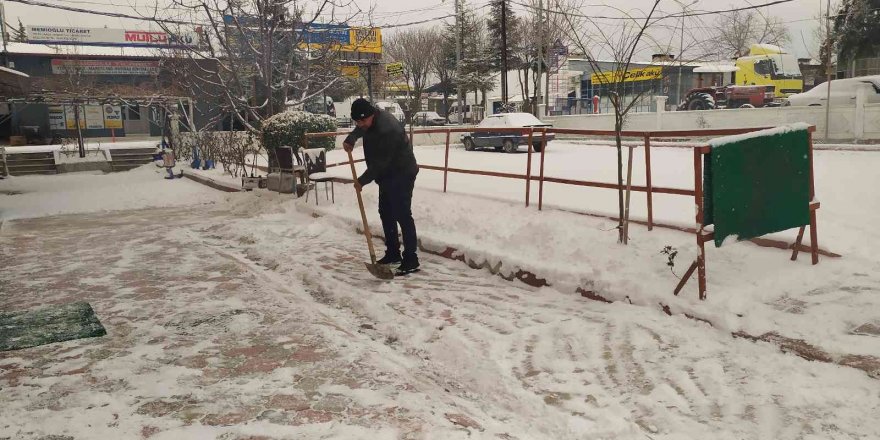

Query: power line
[[509, 0, 795, 21], [4, 0, 196, 25], [5, 0, 473, 30], [666, 0, 795, 18]]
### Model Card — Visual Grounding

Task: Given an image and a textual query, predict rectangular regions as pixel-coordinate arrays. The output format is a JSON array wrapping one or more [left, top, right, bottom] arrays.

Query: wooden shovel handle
[[347, 149, 378, 264]]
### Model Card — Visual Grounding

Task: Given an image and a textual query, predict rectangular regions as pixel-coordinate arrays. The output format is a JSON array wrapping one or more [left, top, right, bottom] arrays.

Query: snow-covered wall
[[548, 96, 880, 141]]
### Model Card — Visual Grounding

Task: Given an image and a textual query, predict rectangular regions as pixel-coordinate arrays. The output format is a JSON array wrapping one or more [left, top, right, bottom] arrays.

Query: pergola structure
[[0, 92, 194, 157]]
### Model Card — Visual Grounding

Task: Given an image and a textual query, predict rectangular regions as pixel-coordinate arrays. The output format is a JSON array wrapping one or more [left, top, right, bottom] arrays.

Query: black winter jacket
[[344, 109, 418, 186]]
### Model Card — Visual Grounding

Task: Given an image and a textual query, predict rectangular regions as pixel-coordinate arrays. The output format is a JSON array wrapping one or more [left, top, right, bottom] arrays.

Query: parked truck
[[734, 44, 803, 98]]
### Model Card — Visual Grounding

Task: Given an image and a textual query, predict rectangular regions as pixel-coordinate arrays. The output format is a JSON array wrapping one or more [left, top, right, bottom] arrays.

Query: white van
[[374, 101, 406, 123], [786, 75, 880, 107]]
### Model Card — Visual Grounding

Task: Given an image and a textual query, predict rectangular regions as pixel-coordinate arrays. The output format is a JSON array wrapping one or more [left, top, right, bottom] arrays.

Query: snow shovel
[[346, 149, 395, 280]]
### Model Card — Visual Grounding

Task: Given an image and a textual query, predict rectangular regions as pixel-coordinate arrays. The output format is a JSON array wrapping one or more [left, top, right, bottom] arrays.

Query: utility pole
[[544, 0, 551, 112], [823, 0, 832, 141], [536, 0, 543, 116], [367, 64, 373, 102], [0, 0, 9, 67], [500, 0, 508, 104], [676, 6, 685, 107], [455, 0, 463, 124]]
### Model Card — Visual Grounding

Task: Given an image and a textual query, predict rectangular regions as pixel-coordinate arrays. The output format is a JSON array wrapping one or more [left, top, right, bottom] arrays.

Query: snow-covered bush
[[261, 110, 337, 152], [216, 131, 260, 178], [178, 130, 260, 178]]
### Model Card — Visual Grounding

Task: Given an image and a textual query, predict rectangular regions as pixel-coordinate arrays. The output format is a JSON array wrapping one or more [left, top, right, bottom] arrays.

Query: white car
[[786, 75, 880, 107], [413, 111, 446, 126], [461, 112, 553, 153], [374, 101, 406, 123]]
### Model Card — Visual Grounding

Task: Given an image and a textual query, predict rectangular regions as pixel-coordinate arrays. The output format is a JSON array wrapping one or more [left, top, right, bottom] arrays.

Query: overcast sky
[[4, 0, 832, 59]]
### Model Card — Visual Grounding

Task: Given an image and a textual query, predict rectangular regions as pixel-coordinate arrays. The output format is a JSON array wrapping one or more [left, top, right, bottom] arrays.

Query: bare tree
[[385, 28, 439, 123], [793, 2, 841, 88], [513, 13, 538, 113], [458, 8, 494, 118], [157, 0, 358, 134], [711, 8, 790, 58], [432, 23, 458, 120], [515, 0, 569, 114], [562, 0, 662, 244], [13, 19, 26, 43]]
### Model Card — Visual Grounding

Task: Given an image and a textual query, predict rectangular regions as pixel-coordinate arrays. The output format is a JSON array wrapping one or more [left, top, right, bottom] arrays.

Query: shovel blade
[[365, 262, 395, 280]]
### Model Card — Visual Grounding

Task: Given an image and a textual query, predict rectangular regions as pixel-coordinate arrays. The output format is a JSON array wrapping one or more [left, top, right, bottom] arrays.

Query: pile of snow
[[0, 164, 227, 221]]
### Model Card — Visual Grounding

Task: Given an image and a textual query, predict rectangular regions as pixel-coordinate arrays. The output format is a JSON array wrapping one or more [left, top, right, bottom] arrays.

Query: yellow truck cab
[[734, 44, 803, 98]]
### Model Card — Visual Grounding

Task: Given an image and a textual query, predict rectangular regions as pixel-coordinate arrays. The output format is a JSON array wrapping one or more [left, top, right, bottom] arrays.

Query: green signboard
[[703, 125, 811, 247]]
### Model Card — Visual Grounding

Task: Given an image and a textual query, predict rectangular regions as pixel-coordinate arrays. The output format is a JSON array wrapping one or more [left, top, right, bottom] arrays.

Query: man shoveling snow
[[343, 98, 421, 276]]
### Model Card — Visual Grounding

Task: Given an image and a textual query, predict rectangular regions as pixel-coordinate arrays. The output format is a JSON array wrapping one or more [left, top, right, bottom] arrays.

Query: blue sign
[[301, 24, 350, 45], [221, 17, 350, 45]]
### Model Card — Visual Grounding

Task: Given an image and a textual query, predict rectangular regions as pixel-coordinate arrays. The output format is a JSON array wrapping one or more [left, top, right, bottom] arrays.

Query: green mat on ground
[[0, 301, 106, 351]]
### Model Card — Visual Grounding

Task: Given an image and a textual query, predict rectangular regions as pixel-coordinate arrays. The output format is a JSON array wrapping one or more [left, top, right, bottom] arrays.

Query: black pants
[[378, 173, 418, 262]]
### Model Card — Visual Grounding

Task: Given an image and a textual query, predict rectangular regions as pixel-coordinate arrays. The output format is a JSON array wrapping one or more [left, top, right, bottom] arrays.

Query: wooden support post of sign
[[111, 129, 116, 143], [791, 201, 822, 262], [807, 129, 819, 265], [674, 261, 699, 296], [694, 146, 709, 299], [676, 145, 711, 300], [790, 129, 821, 265]]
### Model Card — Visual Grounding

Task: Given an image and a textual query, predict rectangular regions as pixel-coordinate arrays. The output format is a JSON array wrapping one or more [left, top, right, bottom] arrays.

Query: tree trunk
[[473, 90, 478, 121], [615, 116, 625, 243]]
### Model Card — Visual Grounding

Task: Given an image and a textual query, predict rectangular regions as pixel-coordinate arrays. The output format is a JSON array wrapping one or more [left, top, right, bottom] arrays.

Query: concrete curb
[[183, 171, 241, 192]]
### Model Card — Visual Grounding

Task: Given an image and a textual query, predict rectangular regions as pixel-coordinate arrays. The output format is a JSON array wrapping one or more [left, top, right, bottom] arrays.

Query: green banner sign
[[703, 125, 811, 247]]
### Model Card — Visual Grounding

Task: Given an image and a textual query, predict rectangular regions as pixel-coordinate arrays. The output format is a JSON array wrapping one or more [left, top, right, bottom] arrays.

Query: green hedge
[[261, 111, 337, 152]]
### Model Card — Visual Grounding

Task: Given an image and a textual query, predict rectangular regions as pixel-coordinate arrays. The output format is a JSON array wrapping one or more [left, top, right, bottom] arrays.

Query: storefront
[[1, 42, 217, 143], [555, 57, 704, 115]]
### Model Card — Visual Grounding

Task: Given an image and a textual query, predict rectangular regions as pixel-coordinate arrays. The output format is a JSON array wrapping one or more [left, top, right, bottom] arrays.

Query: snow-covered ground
[[1, 141, 879, 439], [311, 142, 880, 357], [0, 164, 224, 221]]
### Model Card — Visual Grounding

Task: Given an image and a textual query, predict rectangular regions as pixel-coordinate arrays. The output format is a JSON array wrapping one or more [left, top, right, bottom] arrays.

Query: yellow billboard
[[64, 105, 85, 129], [385, 62, 404, 76], [340, 65, 360, 77], [103, 105, 123, 129], [591, 66, 663, 84], [344, 27, 381, 54]]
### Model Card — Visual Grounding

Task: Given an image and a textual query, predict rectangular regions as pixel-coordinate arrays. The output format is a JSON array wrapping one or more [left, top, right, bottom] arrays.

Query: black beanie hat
[[350, 98, 375, 120]]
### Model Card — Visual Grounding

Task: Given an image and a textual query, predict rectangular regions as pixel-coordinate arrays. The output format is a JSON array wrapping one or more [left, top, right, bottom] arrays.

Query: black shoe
[[396, 259, 420, 275], [377, 253, 402, 265]]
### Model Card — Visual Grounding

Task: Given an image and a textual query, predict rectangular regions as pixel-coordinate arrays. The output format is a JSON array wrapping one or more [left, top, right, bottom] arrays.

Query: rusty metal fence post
[[525, 129, 533, 207], [644, 134, 654, 230], [538, 130, 547, 211], [444, 130, 451, 193], [694, 146, 709, 299]]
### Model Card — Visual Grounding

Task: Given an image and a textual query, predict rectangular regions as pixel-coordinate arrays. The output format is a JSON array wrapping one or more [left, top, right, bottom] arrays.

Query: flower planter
[[241, 175, 266, 191]]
